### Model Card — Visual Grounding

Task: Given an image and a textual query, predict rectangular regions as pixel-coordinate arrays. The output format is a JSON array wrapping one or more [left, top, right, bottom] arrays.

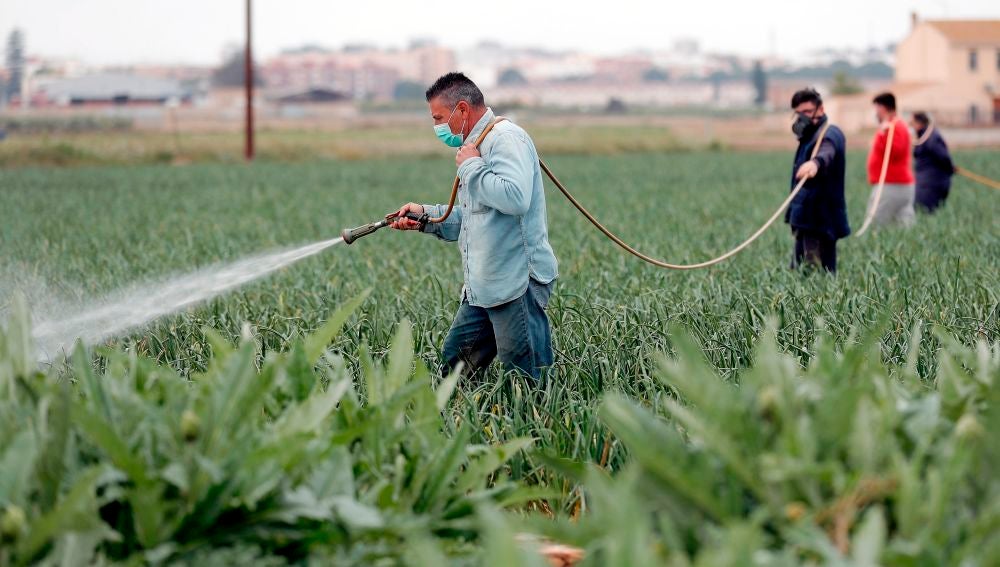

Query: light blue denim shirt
[[422, 108, 558, 308]]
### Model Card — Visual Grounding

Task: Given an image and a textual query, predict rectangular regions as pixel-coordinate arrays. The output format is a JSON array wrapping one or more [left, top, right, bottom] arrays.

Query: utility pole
[[244, 0, 255, 160]]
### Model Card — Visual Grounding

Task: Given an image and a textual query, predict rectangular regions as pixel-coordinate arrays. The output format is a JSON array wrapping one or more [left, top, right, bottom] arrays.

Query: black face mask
[[791, 112, 815, 139]]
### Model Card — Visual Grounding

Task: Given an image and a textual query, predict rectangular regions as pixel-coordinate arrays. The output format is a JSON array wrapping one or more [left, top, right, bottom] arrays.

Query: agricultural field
[[1, 148, 998, 565], [0, 121, 690, 168]]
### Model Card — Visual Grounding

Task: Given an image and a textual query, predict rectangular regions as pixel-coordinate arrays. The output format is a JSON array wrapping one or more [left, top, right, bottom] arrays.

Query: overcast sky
[[2, 0, 999, 66]]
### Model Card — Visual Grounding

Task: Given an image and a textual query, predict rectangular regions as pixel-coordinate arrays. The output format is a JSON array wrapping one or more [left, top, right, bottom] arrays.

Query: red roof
[[926, 20, 1000, 45]]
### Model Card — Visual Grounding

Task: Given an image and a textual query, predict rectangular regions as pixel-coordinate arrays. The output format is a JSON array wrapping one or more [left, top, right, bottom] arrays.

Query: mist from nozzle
[[32, 236, 344, 360]]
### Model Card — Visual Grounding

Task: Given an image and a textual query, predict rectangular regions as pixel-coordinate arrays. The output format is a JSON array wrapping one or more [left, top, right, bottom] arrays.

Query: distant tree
[[642, 67, 670, 82], [393, 80, 424, 102], [5, 29, 25, 101], [767, 59, 892, 81], [709, 71, 725, 103], [605, 97, 627, 114], [497, 68, 527, 86], [280, 44, 331, 56], [830, 71, 863, 95], [855, 61, 893, 79], [212, 50, 263, 88], [751, 60, 767, 106]]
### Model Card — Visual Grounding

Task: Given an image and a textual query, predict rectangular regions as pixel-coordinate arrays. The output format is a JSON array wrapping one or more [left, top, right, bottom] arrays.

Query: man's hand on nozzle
[[795, 160, 819, 180], [389, 203, 425, 230]]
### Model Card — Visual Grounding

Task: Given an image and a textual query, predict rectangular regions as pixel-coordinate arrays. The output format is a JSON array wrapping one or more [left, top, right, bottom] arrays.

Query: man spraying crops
[[910, 111, 956, 213], [785, 88, 850, 273], [865, 92, 915, 227], [389, 72, 558, 381]]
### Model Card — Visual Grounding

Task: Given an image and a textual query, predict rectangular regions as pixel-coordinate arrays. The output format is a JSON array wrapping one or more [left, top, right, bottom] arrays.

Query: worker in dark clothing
[[785, 88, 850, 273], [911, 111, 956, 213]]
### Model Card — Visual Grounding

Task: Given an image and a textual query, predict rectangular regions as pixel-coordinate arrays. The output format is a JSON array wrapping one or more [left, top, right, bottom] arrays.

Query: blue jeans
[[441, 279, 554, 380]]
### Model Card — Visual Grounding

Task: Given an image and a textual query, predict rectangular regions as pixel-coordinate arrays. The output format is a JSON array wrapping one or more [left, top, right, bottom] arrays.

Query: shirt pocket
[[468, 191, 491, 214], [460, 181, 489, 215]]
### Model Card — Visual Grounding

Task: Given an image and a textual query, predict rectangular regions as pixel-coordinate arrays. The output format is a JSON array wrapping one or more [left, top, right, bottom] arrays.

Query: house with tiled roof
[[895, 14, 1000, 125]]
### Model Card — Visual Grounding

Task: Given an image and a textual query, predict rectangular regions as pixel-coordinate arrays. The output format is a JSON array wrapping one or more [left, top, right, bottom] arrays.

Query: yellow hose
[[421, 116, 997, 271], [956, 167, 1000, 191], [855, 119, 897, 236], [536, 123, 831, 270]]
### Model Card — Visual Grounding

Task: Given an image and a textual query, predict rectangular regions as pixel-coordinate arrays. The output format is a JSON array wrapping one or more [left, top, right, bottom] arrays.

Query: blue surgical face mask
[[434, 105, 466, 147]]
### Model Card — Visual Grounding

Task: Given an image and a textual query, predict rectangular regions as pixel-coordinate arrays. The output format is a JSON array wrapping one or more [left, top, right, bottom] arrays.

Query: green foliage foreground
[[1, 294, 997, 566]]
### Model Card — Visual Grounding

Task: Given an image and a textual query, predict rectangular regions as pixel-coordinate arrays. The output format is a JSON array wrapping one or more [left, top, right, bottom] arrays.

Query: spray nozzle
[[341, 211, 428, 245]]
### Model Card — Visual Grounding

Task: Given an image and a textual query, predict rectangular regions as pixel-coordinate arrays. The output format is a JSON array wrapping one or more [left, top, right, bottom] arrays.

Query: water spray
[[32, 236, 345, 360], [32, 207, 434, 359]]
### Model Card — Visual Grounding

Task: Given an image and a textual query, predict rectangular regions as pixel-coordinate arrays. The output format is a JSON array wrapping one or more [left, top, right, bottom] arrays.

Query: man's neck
[[465, 107, 489, 137]]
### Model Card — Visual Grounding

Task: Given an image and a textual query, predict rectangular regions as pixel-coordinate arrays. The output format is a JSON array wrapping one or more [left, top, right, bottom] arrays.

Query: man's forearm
[[460, 166, 531, 216], [813, 138, 837, 170]]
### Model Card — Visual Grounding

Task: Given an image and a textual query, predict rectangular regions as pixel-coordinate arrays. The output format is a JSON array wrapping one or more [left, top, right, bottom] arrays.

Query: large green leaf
[[36, 381, 71, 510], [272, 378, 349, 437], [303, 289, 370, 363], [71, 405, 149, 485], [0, 429, 38, 506], [600, 394, 731, 521], [16, 467, 106, 565]]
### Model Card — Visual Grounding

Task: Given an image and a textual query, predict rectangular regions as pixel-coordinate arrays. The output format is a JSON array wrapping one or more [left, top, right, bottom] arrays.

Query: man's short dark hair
[[872, 92, 896, 111], [913, 111, 930, 125], [790, 88, 822, 109], [425, 72, 486, 107]]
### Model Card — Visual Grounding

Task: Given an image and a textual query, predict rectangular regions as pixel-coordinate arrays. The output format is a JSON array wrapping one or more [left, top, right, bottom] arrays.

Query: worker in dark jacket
[[785, 88, 850, 273], [911, 111, 956, 213]]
